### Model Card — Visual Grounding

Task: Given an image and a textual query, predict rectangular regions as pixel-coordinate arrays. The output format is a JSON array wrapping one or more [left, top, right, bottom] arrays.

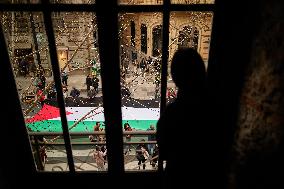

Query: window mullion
[[42, 0, 75, 173], [159, 0, 170, 172], [0, 22, 36, 173], [160, 1, 170, 122], [96, 0, 124, 175]]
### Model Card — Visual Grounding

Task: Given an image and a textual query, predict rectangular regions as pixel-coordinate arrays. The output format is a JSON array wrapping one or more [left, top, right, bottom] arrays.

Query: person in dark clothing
[[140, 58, 146, 72], [61, 69, 68, 86], [153, 58, 161, 72], [70, 87, 80, 98], [36, 88, 46, 108], [121, 85, 131, 97], [70, 87, 80, 106], [135, 139, 149, 170], [47, 87, 56, 99], [157, 48, 212, 188], [151, 144, 158, 168], [19, 58, 28, 77], [147, 125, 156, 155], [87, 86, 96, 102], [124, 123, 132, 155], [85, 74, 93, 91], [93, 76, 99, 93], [100, 145, 107, 165], [39, 74, 46, 90]]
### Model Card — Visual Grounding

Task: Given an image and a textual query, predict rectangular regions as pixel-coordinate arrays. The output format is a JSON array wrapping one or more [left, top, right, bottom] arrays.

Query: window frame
[[0, 0, 215, 175]]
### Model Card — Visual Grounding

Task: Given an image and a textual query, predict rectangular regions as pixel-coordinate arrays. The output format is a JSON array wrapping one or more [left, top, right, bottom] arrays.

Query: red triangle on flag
[[25, 104, 73, 123]]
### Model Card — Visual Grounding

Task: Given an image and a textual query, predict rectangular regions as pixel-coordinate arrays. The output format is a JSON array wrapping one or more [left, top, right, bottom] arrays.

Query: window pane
[[3, 0, 96, 4], [51, 12, 107, 171], [171, 0, 215, 4], [5, 0, 40, 4], [1, 11, 69, 171], [119, 12, 162, 171], [167, 11, 213, 104], [51, 0, 96, 4], [118, 0, 163, 5]]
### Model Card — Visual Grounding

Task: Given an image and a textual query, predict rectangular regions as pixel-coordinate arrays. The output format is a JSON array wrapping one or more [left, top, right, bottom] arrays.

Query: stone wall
[[230, 0, 284, 188], [119, 12, 213, 66]]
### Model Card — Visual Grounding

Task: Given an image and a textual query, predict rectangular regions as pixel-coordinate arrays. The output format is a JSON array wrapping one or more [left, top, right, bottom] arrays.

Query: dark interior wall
[[229, 0, 284, 188], [208, 0, 284, 188], [207, 0, 263, 187]]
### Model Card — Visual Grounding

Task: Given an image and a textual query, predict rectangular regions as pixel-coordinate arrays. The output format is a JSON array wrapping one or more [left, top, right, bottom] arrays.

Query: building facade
[[119, 11, 213, 68], [1, 0, 213, 77], [1, 0, 98, 76]]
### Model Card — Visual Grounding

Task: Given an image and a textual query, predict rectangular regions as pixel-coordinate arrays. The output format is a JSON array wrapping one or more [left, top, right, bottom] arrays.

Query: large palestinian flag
[[26, 104, 159, 132]]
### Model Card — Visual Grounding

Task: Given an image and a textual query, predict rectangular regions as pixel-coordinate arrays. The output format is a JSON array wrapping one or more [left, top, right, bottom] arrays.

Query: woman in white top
[[93, 146, 107, 171]]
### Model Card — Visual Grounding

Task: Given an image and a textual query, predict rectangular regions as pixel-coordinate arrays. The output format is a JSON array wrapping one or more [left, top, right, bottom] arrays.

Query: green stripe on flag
[[27, 120, 158, 132]]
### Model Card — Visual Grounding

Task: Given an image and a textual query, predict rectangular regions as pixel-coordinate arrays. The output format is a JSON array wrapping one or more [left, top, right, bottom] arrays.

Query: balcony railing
[[29, 131, 158, 171]]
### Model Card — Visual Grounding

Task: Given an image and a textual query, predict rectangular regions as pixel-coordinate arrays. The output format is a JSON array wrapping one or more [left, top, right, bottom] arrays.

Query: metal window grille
[[0, 0, 215, 175]]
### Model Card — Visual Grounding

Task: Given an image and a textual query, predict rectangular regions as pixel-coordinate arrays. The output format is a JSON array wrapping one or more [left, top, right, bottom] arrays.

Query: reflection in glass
[[171, 0, 215, 4], [119, 12, 162, 171], [167, 11, 213, 104]]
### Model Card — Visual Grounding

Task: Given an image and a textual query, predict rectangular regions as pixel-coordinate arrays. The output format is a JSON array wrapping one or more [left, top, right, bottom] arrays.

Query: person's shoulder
[[164, 101, 178, 114], [157, 103, 175, 124]]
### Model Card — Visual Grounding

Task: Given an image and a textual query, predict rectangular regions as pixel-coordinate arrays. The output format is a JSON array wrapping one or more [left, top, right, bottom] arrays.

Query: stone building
[[1, 0, 98, 76], [119, 11, 213, 68], [1, 0, 213, 76]]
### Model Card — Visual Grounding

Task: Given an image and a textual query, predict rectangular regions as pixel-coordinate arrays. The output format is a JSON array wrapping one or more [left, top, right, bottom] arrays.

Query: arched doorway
[[178, 26, 199, 50], [152, 25, 162, 57]]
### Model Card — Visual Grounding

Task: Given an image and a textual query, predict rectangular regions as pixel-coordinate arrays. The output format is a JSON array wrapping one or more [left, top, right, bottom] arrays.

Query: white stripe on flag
[[49, 107, 160, 121]]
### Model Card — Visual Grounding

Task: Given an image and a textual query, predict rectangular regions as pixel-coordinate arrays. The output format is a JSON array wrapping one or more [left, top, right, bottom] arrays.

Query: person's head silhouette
[[171, 48, 206, 94]]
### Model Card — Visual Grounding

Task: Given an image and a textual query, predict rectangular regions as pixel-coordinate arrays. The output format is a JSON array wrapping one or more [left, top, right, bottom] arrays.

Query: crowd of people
[[123, 123, 159, 170], [88, 122, 158, 170], [22, 67, 103, 107], [20, 51, 181, 172]]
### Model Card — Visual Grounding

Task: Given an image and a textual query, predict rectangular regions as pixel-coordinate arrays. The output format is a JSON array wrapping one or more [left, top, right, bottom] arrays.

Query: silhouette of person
[[157, 48, 211, 188]]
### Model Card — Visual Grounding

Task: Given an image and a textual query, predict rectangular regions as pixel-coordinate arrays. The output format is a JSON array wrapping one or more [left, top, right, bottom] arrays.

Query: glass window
[[8, 0, 41, 4], [51, 0, 96, 4], [119, 12, 162, 171], [1, 0, 215, 174], [118, 0, 163, 5], [51, 11, 107, 171], [1, 11, 70, 171], [171, 0, 215, 4], [167, 11, 214, 104], [1, 11, 106, 172]]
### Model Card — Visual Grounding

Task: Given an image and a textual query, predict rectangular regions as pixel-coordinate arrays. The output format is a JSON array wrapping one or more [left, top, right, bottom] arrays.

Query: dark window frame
[[130, 20, 135, 47], [0, 0, 215, 175], [140, 23, 147, 54]]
